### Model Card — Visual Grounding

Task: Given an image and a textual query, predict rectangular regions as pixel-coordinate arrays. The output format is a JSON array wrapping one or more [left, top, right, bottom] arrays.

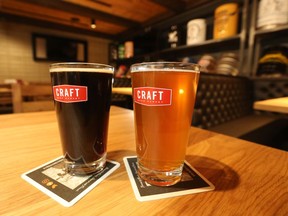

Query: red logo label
[[53, 85, 88, 103], [134, 87, 172, 106]]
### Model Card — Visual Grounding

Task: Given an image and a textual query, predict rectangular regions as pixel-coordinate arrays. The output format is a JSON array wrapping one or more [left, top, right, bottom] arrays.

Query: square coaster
[[22, 156, 120, 207], [123, 156, 214, 201]]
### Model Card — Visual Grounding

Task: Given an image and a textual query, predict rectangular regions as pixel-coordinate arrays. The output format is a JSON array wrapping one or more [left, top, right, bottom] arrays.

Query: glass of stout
[[50, 63, 113, 175]]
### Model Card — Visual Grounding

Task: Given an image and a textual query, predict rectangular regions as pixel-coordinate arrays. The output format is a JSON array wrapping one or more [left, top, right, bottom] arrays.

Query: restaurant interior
[[1, 0, 288, 214], [1, 0, 287, 150]]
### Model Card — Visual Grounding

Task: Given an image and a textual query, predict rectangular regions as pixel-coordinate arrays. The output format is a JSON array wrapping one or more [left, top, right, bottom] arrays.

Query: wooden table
[[112, 87, 132, 95], [253, 97, 288, 114], [1, 106, 287, 215]]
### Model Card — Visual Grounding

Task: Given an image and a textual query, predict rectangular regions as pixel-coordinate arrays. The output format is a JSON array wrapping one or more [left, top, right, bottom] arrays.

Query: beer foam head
[[131, 62, 200, 73], [50, 63, 114, 74]]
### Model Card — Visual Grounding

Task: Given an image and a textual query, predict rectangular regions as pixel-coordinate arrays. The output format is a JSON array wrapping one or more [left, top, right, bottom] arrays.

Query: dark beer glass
[[50, 63, 113, 175]]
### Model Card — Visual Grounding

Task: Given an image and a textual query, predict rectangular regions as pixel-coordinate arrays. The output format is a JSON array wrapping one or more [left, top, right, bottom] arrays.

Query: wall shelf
[[255, 24, 288, 38], [248, 0, 288, 77], [111, 0, 248, 73], [159, 35, 241, 56]]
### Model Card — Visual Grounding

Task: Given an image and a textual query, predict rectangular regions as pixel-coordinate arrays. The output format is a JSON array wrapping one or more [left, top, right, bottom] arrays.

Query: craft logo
[[134, 87, 172, 106], [53, 85, 88, 103]]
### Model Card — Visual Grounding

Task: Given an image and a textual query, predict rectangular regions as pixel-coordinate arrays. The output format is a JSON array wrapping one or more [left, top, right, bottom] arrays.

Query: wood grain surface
[[253, 97, 288, 114], [112, 87, 132, 96], [0, 106, 287, 215]]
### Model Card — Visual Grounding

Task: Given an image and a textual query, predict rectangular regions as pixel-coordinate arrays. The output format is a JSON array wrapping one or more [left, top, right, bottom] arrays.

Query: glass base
[[64, 154, 106, 175], [137, 163, 183, 186]]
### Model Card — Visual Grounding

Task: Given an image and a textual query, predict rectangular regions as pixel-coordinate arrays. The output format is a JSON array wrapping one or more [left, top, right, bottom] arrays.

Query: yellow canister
[[213, 3, 239, 39]]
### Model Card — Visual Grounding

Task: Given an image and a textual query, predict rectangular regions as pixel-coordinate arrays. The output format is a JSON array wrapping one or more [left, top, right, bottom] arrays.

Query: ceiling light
[[91, 18, 96, 29]]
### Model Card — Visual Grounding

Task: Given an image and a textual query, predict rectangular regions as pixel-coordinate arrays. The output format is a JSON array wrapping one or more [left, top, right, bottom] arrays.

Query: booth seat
[[192, 73, 288, 150]]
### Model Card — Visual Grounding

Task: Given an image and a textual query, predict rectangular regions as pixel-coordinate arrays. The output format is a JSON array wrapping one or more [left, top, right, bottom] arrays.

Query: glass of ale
[[131, 62, 200, 186], [50, 63, 113, 175]]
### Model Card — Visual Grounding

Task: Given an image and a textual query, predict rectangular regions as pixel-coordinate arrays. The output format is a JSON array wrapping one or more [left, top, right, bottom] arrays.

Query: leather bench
[[192, 73, 288, 150]]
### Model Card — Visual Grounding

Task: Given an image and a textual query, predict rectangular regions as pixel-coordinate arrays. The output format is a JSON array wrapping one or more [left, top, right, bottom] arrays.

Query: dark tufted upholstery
[[113, 77, 132, 88], [253, 78, 288, 101], [253, 78, 288, 116], [191, 73, 288, 150], [192, 73, 254, 129]]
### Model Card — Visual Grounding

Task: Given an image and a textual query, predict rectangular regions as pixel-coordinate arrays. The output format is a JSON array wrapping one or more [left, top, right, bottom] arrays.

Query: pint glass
[[131, 62, 200, 186], [50, 63, 113, 175]]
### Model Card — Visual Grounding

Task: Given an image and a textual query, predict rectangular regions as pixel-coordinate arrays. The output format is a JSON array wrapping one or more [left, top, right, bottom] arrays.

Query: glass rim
[[130, 61, 200, 73], [49, 62, 114, 74]]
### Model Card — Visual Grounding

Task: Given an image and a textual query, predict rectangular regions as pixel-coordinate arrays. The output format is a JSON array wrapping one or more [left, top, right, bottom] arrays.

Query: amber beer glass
[[131, 62, 200, 186], [50, 63, 113, 175]]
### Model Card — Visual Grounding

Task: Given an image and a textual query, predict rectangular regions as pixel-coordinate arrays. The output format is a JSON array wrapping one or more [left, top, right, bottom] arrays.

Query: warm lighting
[[179, 89, 184, 94], [91, 18, 96, 29]]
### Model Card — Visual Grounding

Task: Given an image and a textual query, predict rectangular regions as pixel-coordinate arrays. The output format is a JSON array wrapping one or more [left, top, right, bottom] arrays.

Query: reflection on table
[[1, 106, 287, 215]]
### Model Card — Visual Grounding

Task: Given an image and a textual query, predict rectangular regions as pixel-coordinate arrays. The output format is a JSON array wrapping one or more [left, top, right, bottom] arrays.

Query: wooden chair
[[0, 84, 13, 114], [12, 83, 54, 113]]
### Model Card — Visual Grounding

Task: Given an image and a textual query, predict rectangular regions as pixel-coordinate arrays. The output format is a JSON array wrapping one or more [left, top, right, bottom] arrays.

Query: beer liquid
[[51, 71, 112, 165], [132, 71, 199, 172]]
